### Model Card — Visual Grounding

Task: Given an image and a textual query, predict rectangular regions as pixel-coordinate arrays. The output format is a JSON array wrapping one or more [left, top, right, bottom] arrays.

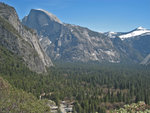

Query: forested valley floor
[[0, 45, 150, 112]]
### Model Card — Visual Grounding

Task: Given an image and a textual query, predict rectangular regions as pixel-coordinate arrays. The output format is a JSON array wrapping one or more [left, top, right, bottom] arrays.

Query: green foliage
[[111, 101, 150, 113], [0, 45, 51, 112], [0, 77, 50, 113]]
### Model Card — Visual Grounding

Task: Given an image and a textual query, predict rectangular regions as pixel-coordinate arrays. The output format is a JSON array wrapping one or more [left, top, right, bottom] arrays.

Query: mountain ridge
[[0, 3, 53, 73], [22, 9, 121, 63], [22, 8, 150, 64]]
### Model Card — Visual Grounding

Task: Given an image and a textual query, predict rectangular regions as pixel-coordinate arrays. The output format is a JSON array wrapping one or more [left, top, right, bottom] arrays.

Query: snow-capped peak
[[119, 27, 150, 40], [136, 26, 145, 30], [35, 9, 62, 24], [109, 31, 117, 34]]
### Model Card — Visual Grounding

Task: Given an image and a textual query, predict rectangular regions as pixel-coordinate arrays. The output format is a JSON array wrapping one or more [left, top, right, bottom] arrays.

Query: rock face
[[22, 9, 120, 63], [0, 3, 53, 73], [22, 9, 150, 64], [111, 38, 143, 63]]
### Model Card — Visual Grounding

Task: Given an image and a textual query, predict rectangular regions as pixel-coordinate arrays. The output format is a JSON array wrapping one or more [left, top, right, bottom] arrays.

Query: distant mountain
[[0, 3, 53, 73], [119, 27, 150, 40], [105, 27, 150, 40], [22, 9, 150, 64], [105, 27, 150, 63]]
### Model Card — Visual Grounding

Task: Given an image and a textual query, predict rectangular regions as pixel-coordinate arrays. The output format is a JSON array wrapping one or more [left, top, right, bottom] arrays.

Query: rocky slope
[[141, 54, 150, 65], [0, 3, 53, 73]]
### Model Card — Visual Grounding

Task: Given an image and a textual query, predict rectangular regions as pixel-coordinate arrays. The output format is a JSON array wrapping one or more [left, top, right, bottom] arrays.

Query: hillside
[[0, 76, 51, 113], [0, 40, 52, 112]]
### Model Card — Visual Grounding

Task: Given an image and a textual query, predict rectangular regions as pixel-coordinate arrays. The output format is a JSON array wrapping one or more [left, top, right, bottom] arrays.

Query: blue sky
[[1, 0, 150, 32]]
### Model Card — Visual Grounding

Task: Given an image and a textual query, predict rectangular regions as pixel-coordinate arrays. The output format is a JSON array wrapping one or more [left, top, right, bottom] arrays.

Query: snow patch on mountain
[[119, 27, 150, 40], [106, 31, 117, 38]]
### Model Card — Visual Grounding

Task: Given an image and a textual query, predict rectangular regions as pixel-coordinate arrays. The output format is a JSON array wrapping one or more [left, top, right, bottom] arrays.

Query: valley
[[0, 2, 150, 113]]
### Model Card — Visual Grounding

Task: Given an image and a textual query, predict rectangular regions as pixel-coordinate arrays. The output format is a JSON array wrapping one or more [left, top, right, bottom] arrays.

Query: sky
[[1, 0, 150, 32]]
